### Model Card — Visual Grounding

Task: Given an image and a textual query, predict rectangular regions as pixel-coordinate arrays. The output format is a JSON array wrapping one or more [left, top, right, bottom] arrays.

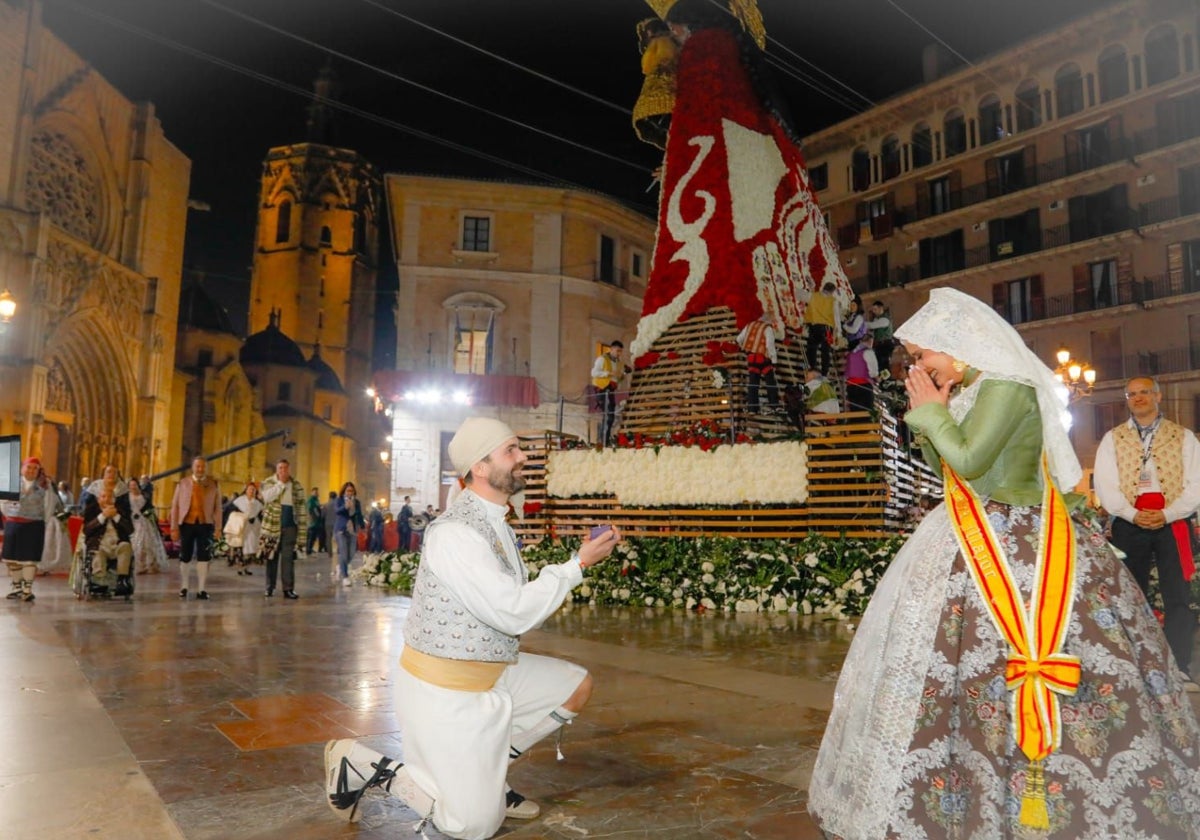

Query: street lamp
[[1053, 346, 1097, 402], [0, 289, 15, 331], [379, 450, 390, 464]]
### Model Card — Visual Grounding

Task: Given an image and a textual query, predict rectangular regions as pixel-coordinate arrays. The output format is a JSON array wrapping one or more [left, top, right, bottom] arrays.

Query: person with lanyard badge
[[1094, 376, 1200, 692], [322, 417, 621, 839], [809, 289, 1200, 838]]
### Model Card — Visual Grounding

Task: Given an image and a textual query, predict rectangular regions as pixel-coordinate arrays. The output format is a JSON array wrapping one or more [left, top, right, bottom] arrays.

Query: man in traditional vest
[[1094, 376, 1200, 691], [323, 417, 621, 838], [169, 457, 221, 600], [737, 315, 779, 414], [590, 340, 629, 447]]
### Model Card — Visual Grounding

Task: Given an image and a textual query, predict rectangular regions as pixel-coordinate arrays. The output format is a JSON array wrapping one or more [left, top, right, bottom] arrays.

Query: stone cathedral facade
[[0, 1, 188, 484]]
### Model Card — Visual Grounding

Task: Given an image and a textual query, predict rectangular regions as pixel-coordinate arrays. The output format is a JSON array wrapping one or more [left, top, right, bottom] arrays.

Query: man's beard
[[487, 466, 525, 497]]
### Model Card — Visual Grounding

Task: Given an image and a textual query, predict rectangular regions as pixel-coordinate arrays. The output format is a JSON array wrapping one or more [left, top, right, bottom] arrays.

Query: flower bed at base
[[355, 535, 904, 617]]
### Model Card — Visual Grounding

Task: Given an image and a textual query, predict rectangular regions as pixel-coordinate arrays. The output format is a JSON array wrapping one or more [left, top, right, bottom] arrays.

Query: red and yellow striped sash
[[943, 457, 1080, 826]]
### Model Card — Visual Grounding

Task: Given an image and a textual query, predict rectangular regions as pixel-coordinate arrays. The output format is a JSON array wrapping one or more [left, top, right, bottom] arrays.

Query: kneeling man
[[324, 417, 620, 839]]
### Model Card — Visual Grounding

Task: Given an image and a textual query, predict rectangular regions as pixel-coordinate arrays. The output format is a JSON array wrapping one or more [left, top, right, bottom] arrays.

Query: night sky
[[42, 0, 1113, 359]]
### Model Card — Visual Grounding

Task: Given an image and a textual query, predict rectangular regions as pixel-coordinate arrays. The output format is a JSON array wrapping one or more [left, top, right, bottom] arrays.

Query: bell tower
[[245, 64, 384, 496]]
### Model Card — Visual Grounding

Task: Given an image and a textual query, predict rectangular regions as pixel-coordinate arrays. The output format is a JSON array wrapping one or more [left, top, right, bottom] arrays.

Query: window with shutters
[[1093, 401, 1125, 442], [911, 124, 933, 168], [1067, 120, 1118, 175], [989, 209, 1041, 261], [993, 275, 1043, 324], [919, 230, 965, 278], [986, 149, 1032, 198], [979, 95, 1004, 145], [1189, 313, 1200, 370], [1181, 240, 1200, 293], [1090, 327, 1123, 384], [1146, 25, 1181, 86], [867, 252, 889, 291], [1098, 45, 1130, 102], [1180, 165, 1200, 216], [851, 147, 871, 192], [925, 174, 959, 217], [810, 162, 828, 191], [1015, 80, 1042, 132], [944, 110, 967, 157], [1055, 64, 1084, 118], [881, 136, 901, 181], [1068, 184, 1129, 242]]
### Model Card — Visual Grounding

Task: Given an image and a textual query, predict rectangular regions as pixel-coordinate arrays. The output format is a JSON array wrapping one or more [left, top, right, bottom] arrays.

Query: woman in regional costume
[[2, 458, 61, 602], [809, 288, 1200, 838], [630, 0, 851, 362], [128, 478, 165, 574], [229, 482, 264, 576]]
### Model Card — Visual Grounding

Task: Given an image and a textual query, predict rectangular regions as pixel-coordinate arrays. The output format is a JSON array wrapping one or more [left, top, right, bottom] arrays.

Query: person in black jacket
[[83, 486, 135, 596], [334, 482, 366, 586]]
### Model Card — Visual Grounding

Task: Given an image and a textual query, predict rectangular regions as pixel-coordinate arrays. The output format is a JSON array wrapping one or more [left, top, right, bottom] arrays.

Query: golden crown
[[643, 0, 766, 50], [644, 0, 678, 19]]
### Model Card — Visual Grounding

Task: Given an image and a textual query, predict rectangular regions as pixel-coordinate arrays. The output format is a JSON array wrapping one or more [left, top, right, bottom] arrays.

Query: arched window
[[944, 108, 967, 157], [978, 94, 1004, 145], [320, 225, 332, 247], [911, 123, 933, 168], [880, 135, 901, 181], [1145, 25, 1180, 86], [1015, 79, 1042, 132], [1055, 63, 1084, 118], [274, 200, 292, 244], [1098, 45, 1129, 102]]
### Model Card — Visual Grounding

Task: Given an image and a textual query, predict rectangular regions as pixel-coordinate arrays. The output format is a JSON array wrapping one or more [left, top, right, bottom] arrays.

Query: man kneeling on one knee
[[324, 417, 620, 839], [84, 487, 134, 595]]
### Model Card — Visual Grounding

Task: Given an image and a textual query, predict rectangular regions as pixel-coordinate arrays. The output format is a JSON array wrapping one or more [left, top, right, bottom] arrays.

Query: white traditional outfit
[[809, 288, 1200, 839], [2, 461, 60, 602], [324, 418, 593, 839], [228, 493, 264, 574]]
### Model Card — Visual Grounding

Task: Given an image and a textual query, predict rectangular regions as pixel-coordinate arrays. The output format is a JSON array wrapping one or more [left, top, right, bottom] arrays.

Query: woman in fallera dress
[[808, 287, 1200, 839]]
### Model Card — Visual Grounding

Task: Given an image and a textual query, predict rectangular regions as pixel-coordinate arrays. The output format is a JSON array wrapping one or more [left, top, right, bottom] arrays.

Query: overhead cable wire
[[883, 0, 1040, 124], [695, 0, 876, 113], [356, 0, 633, 117], [197, 0, 648, 174], [764, 56, 872, 116], [55, 0, 619, 193]]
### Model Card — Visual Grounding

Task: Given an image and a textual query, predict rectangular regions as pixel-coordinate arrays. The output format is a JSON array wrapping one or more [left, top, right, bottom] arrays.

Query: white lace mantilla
[[807, 506, 961, 838]]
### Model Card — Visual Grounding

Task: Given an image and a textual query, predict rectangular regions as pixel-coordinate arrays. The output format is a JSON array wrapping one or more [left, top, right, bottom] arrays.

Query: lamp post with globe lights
[[1053, 346, 1097, 402]]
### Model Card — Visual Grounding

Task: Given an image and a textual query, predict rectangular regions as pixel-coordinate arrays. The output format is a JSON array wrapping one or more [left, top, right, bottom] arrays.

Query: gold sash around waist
[[400, 646, 507, 692]]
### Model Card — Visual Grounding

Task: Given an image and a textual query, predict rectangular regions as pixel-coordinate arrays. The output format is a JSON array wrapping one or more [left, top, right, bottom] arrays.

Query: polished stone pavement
[[2, 557, 1196, 840]]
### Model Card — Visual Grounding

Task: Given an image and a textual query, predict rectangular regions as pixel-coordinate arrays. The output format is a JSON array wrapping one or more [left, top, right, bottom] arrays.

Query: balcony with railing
[[1122, 342, 1200, 381], [1041, 269, 1200, 320], [895, 137, 1137, 226]]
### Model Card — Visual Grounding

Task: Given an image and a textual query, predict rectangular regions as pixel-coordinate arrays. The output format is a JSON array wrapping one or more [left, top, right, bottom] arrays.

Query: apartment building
[[802, 0, 1200, 469]]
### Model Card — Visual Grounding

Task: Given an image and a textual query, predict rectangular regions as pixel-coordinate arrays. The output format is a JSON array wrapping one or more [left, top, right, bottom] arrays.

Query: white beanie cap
[[448, 417, 517, 477]]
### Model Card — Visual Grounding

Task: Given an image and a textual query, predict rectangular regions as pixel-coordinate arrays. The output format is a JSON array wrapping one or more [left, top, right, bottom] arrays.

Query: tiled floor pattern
[[1, 559, 1196, 839]]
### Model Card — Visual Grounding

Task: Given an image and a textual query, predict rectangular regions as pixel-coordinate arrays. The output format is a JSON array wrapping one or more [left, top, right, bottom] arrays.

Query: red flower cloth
[[634, 27, 850, 357]]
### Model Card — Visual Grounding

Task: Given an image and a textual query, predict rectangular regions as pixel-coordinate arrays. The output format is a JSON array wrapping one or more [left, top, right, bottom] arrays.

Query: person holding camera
[[333, 482, 365, 586], [323, 417, 620, 838]]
